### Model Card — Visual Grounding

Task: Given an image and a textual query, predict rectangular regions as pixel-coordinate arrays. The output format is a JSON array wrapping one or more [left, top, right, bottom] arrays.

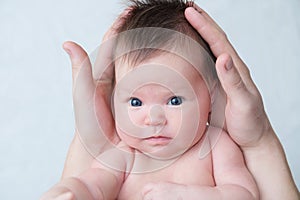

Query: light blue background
[[0, 0, 299, 199]]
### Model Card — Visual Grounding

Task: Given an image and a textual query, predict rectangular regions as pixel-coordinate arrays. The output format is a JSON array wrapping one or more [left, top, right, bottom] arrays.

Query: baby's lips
[[135, 125, 165, 139]]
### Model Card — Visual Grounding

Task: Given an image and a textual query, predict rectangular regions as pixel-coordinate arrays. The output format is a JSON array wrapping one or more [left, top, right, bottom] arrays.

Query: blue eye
[[130, 98, 142, 107], [168, 96, 182, 106]]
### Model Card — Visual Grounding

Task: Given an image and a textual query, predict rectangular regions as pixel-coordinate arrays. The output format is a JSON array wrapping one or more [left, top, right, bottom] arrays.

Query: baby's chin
[[142, 149, 185, 161], [136, 139, 197, 161]]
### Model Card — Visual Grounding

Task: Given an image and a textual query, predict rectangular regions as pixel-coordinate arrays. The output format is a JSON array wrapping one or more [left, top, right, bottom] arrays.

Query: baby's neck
[[128, 149, 181, 174]]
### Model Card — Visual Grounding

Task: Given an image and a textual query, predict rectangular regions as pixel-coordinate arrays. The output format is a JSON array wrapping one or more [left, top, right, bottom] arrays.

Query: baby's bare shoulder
[[207, 126, 245, 168], [206, 126, 235, 149]]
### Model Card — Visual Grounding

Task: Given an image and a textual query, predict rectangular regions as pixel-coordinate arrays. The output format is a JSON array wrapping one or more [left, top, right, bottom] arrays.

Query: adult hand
[[185, 5, 299, 200], [61, 9, 130, 178], [186, 5, 268, 148]]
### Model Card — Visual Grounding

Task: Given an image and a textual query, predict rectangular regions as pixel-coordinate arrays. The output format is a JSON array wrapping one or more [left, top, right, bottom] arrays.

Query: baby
[[42, 0, 258, 199]]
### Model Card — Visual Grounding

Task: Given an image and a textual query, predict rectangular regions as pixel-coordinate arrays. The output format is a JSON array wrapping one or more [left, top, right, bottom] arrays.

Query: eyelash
[[129, 98, 142, 107], [129, 96, 183, 107]]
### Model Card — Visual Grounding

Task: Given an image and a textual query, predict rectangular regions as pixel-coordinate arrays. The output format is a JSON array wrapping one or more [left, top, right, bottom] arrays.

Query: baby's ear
[[209, 82, 226, 129]]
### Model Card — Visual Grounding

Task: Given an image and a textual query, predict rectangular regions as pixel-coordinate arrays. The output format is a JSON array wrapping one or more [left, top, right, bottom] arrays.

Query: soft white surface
[[0, 0, 299, 199]]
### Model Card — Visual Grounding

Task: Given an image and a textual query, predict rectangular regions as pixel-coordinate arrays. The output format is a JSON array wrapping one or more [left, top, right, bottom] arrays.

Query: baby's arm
[[41, 144, 133, 200], [142, 127, 258, 200], [191, 127, 259, 199], [41, 168, 122, 200]]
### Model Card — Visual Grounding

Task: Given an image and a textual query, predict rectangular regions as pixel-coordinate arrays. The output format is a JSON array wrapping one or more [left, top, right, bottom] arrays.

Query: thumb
[[215, 54, 249, 102], [62, 41, 93, 86]]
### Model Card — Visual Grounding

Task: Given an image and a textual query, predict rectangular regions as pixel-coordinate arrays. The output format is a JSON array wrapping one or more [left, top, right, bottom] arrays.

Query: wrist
[[239, 109, 275, 150], [241, 124, 280, 154], [241, 127, 300, 200]]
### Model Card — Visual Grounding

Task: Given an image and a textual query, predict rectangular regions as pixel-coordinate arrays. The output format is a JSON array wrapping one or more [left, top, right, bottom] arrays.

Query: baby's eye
[[167, 96, 182, 106], [129, 98, 143, 107]]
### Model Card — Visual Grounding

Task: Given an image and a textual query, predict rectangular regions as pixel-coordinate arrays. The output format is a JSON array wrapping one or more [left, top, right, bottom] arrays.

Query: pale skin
[[44, 4, 299, 200], [185, 5, 300, 200], [41, 52, 258, 200]]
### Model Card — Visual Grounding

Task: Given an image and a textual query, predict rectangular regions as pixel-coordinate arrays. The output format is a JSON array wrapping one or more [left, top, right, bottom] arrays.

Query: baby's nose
[[145, 105, 166, 126]]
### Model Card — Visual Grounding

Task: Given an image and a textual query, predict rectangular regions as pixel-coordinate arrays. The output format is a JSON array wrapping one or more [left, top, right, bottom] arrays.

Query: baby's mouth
[[144, 135, 172, 146], [139, 125, 165, 138]]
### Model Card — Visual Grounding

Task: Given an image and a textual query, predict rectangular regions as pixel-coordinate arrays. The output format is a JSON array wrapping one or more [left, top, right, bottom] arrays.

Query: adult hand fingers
[[90, 9, 133, 149], [63, 41, 113, 156], [216, 54, 250, 104], [63, 41, 93, 87], [184, 6, 233, 58], [40, 186, 75, 200], [62, 41, 96, 135], [216, 54, 268, 146], [184, 6, 256, 91], [93, 8, 131, 82], [103, 8, 131, 42], [62, 41, 95, 115]]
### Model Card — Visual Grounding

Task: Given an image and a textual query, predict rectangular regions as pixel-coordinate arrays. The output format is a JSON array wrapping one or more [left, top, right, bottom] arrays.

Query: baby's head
[[112, 0, 217, 159], [113, 0, 215, 74]]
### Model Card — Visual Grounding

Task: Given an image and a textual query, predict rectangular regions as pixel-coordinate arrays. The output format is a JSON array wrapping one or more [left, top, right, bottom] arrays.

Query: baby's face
[[113, 53, 210, 159]]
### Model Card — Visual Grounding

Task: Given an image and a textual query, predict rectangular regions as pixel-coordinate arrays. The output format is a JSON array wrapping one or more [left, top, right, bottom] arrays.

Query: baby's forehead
[[115, 52, 208, 83]]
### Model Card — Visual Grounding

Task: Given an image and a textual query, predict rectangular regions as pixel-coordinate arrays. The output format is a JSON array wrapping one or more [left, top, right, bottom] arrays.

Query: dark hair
[[113, 0, 215, 66]]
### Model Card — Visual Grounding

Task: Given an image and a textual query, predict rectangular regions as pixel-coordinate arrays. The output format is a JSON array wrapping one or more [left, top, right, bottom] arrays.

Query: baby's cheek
[[116, 126, 140, 147], [165, 109, 182, 129], [128, 108, 145, 127], [182, 101, 202, 133]]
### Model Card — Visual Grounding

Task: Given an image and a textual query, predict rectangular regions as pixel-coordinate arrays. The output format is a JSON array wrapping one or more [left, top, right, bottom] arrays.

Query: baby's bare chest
[[118, 150, 214, 200]]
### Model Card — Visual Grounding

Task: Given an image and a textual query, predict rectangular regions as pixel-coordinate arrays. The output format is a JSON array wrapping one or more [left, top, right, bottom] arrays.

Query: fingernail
[[64, 48, 72, 56], [192, 6, 203, 14], [186, 7, 197, 16], [62, 43, 72, 56], [189, 6, 202, 14], [225, 58, 233, 71]]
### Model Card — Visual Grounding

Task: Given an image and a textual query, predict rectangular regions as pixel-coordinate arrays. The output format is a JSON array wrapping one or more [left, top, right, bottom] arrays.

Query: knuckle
[[243, 67, 251, 78], [240, 94, 263, 115], [219, 30, 228, 42], [232, 76, 245, 91]]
